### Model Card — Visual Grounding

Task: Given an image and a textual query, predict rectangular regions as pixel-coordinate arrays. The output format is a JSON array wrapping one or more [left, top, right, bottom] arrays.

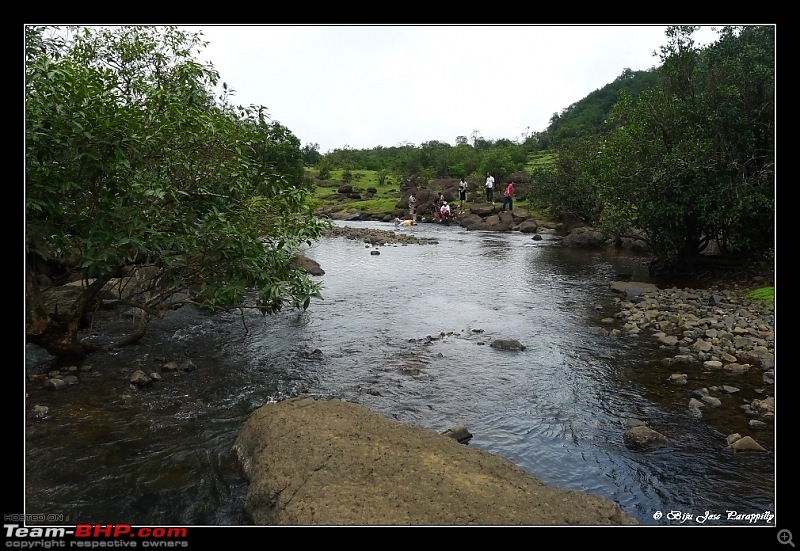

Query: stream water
[[24, 220, 775, 526]]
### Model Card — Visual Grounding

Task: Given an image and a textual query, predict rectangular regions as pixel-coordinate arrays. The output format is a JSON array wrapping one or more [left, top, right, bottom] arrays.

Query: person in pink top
[[502, 180, 515, 211]]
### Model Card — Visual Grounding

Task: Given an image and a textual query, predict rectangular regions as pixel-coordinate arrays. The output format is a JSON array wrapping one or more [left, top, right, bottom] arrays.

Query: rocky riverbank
[[321, 202, 568, 235], [603, 280, 774, 453], [325, 224, 439, 246]]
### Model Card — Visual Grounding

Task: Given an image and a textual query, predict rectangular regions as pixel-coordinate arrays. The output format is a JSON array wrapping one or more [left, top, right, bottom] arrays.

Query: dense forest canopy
[[25, 25, 330, 358]]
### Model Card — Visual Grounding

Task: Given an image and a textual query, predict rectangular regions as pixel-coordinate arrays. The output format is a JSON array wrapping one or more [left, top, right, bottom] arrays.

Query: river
[[24, 220, 775, 526]]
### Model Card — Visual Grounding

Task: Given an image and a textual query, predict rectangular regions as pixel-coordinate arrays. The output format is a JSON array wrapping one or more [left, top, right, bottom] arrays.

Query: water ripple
[[24, 221, 774, 525]]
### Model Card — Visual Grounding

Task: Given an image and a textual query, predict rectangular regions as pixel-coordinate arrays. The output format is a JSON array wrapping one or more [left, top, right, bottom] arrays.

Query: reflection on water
[[25, 221, 774, 525]]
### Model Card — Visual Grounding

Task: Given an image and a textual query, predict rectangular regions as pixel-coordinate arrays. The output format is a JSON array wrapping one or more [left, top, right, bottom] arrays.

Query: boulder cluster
[[602, 281, 774, 452]]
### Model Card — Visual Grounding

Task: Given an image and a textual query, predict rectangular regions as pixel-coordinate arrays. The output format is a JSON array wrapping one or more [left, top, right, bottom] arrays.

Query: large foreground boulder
[[232, 396, 638, 526]]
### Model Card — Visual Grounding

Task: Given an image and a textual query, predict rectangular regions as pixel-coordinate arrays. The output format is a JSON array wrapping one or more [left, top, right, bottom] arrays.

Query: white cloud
[[184, 24, 727, 153]]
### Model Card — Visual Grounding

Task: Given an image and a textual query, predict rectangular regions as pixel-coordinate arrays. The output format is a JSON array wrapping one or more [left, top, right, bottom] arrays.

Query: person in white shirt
[[458, 178, 468, 213], [484, 173, 495, 203], [407, 194, 417, 221], [439, 201, 451, 220]]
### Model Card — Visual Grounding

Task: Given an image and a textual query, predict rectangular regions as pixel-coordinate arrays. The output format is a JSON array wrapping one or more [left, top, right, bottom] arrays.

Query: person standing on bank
[[502, 180, 515, 211], [485, 172, 495, 203], [458, 177, 468, 214], [408, 193, 417, 221]]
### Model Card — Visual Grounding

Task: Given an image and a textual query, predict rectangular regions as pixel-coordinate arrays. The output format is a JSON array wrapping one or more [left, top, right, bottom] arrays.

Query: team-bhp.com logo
[[5, 523, 188, 547], [74, 525, 187, 539]]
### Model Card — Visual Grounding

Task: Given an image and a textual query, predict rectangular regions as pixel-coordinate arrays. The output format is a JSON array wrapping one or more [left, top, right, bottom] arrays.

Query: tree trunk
[[26, 317, 89, 359], [25, 257, 105, 359], [109, 310, 151, 349]]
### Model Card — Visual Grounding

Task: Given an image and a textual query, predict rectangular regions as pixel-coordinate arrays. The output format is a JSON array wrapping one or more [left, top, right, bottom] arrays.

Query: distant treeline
[[301, 66, 660, 182]]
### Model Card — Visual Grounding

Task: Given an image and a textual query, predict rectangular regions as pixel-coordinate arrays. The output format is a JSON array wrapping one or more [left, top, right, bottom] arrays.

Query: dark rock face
[[623, 425, 670, 451], [458, 214, 492, 231], [232, 396, 639, 526], [292, 255, 325, 276], [518, 220, 539, 233], [559, 212, 587, 233], [561, 227, 607, 248], [490, 339, 526, 351], [441, 425, 473, 444]]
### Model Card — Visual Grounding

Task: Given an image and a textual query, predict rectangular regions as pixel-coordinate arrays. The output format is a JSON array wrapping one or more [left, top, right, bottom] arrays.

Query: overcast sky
[[182, 25, 723, 153]]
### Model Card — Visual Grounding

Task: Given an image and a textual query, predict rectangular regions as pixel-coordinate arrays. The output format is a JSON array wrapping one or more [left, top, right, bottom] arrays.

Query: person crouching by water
[[439, 201, 452, 221]]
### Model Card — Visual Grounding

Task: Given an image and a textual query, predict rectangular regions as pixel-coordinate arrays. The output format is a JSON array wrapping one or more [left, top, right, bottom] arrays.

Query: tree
[[523, 133, 604, 223], [317, 162, 332, 180], [595, 25, 774, 273], [247, 116, 305, 189], [420, 140, 452, 178], [470, 129, 482, 148], [25, 25, 330, 359], [479, 148, 516, 184], [301, 142, 322, 165], [448, 142, 478, 179]]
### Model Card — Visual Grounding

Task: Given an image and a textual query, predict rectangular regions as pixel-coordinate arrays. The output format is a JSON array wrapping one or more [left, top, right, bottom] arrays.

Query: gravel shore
[[605, 279, 775, 451]]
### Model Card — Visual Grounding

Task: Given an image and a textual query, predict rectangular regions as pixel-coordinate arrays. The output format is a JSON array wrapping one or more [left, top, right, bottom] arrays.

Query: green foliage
[[748, 287, 774, 304], [594, 25, 774, 272], [338, 197, 398, 213], [479, 148, 518, 183], [25, 25, 329, 356], [317, 163, 331, 180], [527, 138, 603, 223], [251, 118, 305, 189], [377, 169, 389, 186], [524, 151, 557, 173], [301, 142, 322, 165], [320, 137, 530, 184], [309, 166, 400, 213], [448, 143, 479, 179], [545, 68, 660, 147]]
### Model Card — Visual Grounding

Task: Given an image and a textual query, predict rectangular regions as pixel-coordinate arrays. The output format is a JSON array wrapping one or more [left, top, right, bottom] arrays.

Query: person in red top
[[502, 181, 515, 211]]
